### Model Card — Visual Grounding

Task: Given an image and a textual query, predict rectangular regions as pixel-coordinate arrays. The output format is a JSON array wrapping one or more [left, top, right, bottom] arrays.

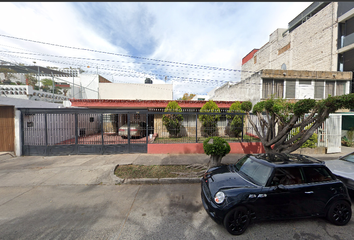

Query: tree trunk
[[208, 155, 223, 168]]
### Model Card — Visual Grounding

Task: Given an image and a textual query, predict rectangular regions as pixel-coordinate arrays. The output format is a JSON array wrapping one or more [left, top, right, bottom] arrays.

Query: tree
[[240, 94, 354, 153], [199, 100, 220, 136], [25, 73, 37, 88], [227, 101, 244, 137], [41, 78, 53, 92], [178, 93, 196, 101], [162, 101, 184, 137], [0, 68, 18, 84], [203, 136, 231, 168]]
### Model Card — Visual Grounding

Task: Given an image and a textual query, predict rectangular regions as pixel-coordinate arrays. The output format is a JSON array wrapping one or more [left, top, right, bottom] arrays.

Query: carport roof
[[70, 99, 236, 109]]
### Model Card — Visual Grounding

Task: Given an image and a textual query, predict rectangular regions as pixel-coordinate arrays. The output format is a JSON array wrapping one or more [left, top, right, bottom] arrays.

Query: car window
[[342, 153, 354, 163], [237, 157, 272, 186], [269, 167, 304, 186], [303, 167, 333, 183]]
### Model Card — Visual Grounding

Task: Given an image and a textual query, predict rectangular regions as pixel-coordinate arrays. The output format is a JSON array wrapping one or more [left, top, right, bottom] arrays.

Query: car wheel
[[327, 200, 352, 226], [223, 206, 250, 235]]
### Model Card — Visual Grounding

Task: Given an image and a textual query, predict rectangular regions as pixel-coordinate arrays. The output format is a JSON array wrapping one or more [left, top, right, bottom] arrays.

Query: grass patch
[[114, 164, 206, 179]]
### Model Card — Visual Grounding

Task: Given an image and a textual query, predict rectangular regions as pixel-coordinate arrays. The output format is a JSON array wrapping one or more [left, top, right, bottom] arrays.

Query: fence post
[[101, 114, 104, 153], [241, 115, 244, 142], [196, 113, 198, 143], [44, 113, 48, 155], [75, 113, 78, 146]]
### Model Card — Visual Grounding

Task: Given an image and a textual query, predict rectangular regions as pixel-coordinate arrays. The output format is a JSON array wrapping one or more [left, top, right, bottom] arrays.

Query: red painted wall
[[148, 142, 265, 154], [242, 49, 259, 65]]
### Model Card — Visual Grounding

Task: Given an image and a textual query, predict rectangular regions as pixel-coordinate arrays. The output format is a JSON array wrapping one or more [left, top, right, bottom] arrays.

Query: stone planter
[[292, 147, 326, 155]]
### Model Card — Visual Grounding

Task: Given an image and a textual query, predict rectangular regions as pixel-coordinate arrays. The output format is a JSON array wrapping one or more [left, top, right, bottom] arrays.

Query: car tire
[[223, 206, 250, 235], [327, 200, 352, 226]]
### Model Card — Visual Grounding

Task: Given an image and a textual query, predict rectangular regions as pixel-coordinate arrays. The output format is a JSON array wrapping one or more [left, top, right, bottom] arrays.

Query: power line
[[0, 34, 256, 74]]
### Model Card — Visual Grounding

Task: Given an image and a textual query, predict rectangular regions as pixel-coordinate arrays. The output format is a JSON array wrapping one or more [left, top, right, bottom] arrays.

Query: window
[[325, 81, 335, 97], [262, 79, 273, 98], [27, 122, 34, 127], [336, 81, 346, 96], [303, 167, 333, 183], [314, 81, 324, 99], [262, 79, 284, 99], [89, 117, 94, 122], [285, 80, 296, 98], [270, 167, 303, 186]]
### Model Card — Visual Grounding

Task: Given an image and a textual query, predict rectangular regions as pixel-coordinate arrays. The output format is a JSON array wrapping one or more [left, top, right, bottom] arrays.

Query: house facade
[[212, 69, 352, 106]]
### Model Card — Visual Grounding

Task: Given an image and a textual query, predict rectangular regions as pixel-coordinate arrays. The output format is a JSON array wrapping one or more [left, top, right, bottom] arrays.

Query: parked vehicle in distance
[[201, 153, 352, 235], [325, 151, 354, 191], [118, 122, 146, 138]]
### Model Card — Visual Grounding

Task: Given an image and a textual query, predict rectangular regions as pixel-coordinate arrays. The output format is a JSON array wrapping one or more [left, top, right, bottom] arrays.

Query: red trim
[[70, 99, 236, 108], [147, 142, 265, 154]]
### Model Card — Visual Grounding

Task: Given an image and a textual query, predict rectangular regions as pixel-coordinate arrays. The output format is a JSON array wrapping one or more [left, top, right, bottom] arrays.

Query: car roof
[[249, 153, 324, 167]]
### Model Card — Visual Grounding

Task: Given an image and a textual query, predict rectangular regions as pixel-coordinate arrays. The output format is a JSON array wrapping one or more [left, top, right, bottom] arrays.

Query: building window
[[27, 122, 34, 127], [336, 81, 346, 96], [262, 79, 284, 99], [285, 80, 296, 98], [89, 117, 94, 122], [325, 81, 335, 97], [314, 81, 324, 99]]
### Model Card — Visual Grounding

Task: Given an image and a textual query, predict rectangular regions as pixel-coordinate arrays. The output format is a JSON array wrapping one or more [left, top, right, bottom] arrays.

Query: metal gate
[[20, 108, 148, 156], [326, 114, 342, 153]]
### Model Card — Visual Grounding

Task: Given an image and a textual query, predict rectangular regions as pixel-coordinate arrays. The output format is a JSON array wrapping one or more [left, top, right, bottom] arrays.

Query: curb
[[110, 165, 201, 185]]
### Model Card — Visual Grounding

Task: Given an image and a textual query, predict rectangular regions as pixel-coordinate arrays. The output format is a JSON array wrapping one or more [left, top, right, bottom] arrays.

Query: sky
[[0, 2, 312, 99]]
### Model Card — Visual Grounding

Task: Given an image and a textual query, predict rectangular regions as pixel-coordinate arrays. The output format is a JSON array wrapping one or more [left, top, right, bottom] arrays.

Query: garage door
[[0, 106, 14, 152]]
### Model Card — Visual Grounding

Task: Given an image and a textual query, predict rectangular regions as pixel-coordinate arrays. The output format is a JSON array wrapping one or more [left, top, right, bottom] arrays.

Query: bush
[[227, 101, 244, 137], [203, 136, 231, 157], [290, 127, 318, 148], [199, 100, 220, 136], [162, 101, 184, 137]]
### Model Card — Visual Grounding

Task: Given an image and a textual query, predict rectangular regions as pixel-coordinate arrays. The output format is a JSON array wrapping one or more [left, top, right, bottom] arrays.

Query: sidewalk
[[0, 146, 353, 186]]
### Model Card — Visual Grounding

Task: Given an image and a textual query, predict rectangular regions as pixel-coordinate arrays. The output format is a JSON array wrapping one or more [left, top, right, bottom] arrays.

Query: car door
[[253, 167, 305, 220], [301, 166, 337, 215]]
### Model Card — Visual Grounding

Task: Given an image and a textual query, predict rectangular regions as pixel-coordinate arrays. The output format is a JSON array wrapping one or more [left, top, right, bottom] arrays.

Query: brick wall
[[241, 2, 338, 80]]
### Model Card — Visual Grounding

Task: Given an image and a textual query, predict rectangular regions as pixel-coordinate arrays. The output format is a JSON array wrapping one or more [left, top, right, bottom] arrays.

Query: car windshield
[[341, 153, 354, 163], [235, 156, 272, 186]]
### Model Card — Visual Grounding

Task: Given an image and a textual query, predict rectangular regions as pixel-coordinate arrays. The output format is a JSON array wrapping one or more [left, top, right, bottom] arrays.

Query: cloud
[[0, 2, 313, 99]]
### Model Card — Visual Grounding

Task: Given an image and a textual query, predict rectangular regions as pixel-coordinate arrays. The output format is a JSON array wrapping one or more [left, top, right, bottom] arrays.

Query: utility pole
[[70, 67, 75, 99]]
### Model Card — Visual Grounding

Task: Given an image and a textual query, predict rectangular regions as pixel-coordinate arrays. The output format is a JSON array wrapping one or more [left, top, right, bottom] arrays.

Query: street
[[0, 153, 353, 239]]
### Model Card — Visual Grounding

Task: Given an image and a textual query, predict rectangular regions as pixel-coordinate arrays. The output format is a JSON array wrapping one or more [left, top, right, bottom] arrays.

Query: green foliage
[[227, 101, 244, 137], [347, 127, 354, 141], [294, 99, 316, 116], [178, 93, 196, 101], [241, 101, 252, 112], [203, 136, 231, 157], [290, 125, 318, 148], [162, 101, 184, 137], [199, 100, 220, 136], [25, 73, 37, 88]]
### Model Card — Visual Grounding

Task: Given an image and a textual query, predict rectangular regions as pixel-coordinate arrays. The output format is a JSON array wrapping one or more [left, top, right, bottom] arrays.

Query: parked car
[[325, 151, 354, 191], [201, 153, 352, 235], [118, 122, 146, 138]]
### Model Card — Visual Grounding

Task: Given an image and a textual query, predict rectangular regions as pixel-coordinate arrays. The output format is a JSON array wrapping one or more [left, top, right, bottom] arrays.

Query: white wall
[[99, 82, 173, 100]]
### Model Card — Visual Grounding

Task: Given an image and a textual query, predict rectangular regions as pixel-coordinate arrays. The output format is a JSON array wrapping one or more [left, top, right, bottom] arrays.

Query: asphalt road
[[0, 183, 353, 240]]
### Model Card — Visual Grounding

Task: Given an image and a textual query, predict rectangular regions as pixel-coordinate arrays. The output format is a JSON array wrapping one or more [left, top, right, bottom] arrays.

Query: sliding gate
[[20, 108, 148, 156]]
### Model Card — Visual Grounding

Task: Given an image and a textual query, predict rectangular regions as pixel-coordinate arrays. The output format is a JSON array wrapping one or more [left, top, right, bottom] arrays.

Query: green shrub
[[162, 101, 184, 137], [203, 136, 231, 157], [199, 100, 220, 136], [290, 126, 318, 148], [227, 101, 244, 137]]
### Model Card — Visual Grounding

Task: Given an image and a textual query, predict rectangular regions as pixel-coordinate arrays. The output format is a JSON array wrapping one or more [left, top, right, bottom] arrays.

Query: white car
[[325, 152, 354, 191]]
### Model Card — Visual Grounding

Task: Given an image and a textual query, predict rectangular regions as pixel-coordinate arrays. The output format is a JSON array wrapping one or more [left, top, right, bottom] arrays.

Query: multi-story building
[[241, 2, 354, 93]]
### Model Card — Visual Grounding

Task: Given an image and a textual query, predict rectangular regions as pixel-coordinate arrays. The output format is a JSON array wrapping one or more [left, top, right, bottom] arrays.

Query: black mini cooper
[[201, 154, 352, 235]]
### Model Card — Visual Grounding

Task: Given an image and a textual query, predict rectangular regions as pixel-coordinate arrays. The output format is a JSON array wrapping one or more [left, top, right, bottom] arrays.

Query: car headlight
[[214, 191, 225, 204]]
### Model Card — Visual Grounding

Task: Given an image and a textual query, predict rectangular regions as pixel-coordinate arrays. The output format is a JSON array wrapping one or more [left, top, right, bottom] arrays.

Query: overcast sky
[[0, 2, 312, 99]]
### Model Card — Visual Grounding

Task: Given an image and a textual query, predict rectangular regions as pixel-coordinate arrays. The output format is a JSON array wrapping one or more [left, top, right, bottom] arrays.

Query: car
[[201, 153, 352, 235], [325, 151, 354, 191], [118, 122, 146, 138]]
